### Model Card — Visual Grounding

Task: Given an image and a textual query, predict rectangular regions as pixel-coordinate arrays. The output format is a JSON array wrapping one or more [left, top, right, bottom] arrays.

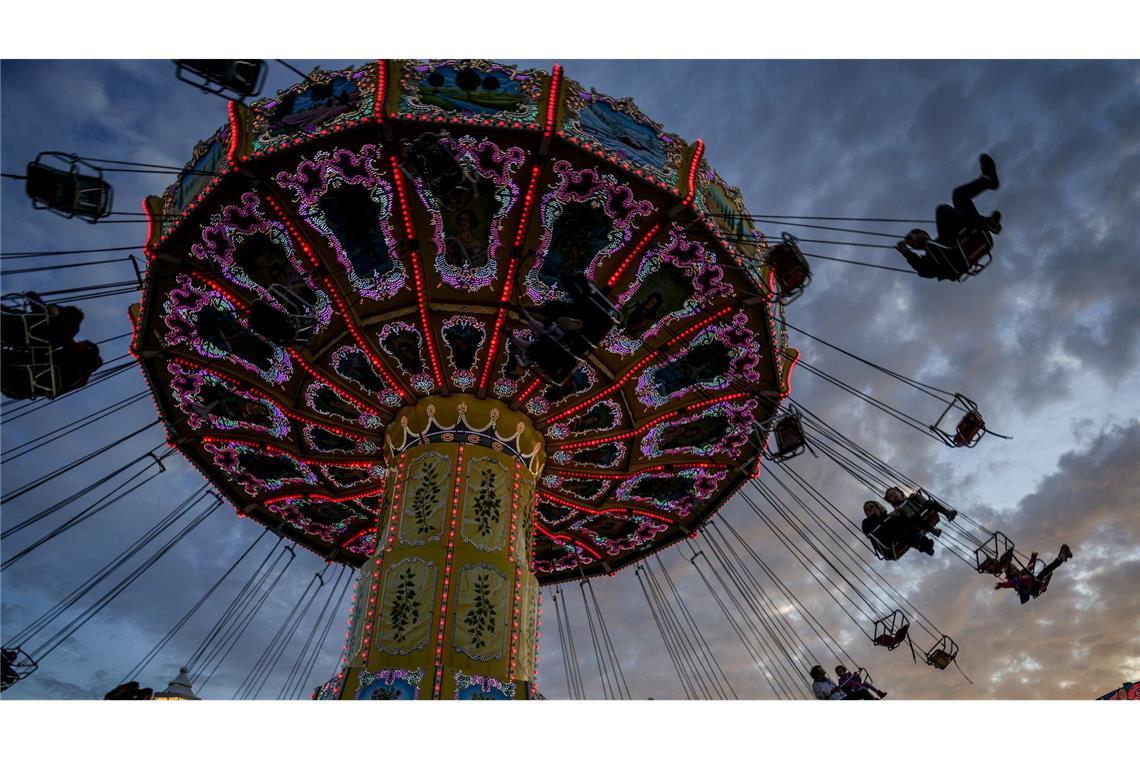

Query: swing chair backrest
[[958, 228, 993, 274], [952, 409, 987, 447], [175, 60, 268, 100], [767, 413, 808, 461], [974, 531, 1015, 575], [25, 154, 113, 222], [925, 636, 959, 670], [768, 243, 811, 304]]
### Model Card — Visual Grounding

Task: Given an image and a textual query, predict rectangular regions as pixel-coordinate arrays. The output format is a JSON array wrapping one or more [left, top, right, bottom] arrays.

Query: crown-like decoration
[[386, 401, 544, 474]]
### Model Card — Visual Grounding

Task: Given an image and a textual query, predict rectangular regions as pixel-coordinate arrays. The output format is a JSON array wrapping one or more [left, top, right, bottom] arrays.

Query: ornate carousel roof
[[131, 59, 797, 584]]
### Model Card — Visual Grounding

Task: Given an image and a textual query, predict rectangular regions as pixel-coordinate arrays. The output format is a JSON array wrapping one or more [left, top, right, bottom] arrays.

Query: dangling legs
[[1035, 544, 1073, 581]]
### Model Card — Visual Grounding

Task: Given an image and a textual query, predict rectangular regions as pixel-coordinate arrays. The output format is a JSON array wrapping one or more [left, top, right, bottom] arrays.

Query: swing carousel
[[129, 59, 795, 700], [1, 59, 1067, 701]]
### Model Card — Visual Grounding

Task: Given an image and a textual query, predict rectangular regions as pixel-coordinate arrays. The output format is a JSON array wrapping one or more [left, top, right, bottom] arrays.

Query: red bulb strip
[[339, 526, 377, 549], [385, 452, 408, 551], [681, 139, 705, 208], [373, 60, 388, 122], [226, 100, 241, 168], [404, 232, 447, 390], [534, 523, 603, 560], [263, 481, 388, 508], [433, 444, 464, 699], [359, 562, 382, 667], [545, 460, 726, 480], [507, 460, 523, 679], [538, 489, 675, 525], [513, 164, 543, 250], [476, 252, 521, 393], [606, 222, 661, 289], [514, 376, 543, 405], [389, 155, 416, 241], [543, 64, 563, 138]]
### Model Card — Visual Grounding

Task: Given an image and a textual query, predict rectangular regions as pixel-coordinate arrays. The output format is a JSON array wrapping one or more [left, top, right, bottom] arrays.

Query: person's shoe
[[1060, 544, 1073, 562], [929, 527, 943, 537], [921, 541, 935, 556], [946, 509, 958, 521], [979, 153, 1000, 189], [986, 211, 1002, 234]]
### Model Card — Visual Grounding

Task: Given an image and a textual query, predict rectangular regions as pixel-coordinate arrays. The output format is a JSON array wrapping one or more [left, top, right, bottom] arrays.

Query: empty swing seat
[[925, 636, 959, 670], [975, 531, 1015, 576], [175, 60, 268, 99], [767, 412, 808, 461], [767, 233, 811, 304], [25, 153, 113, 222], [872, 610, 910, 650]]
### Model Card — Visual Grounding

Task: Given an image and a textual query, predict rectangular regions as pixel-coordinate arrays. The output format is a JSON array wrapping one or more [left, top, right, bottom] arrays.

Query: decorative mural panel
[[397, 60, 543, 123], [251, 65, 377, 153], [409, 135, 526, 292], [201, 440, 317, 496], [550, 440, 627, 470], [461, 455, 510, 552], [615, 468, 728, 518], [440, 315, 487, 392], [561, 83, 685, 188], [377, 321, 435, 395], [168, 361, 289, 438], [329, 345, 403, 408], [161, 124, 229, 233], [161, 274, 292, 384], [546, 398, 624, 441], [189, 191, 333, 334], [452, 562, 509, 662], [375, 558, 437, 656], [524, 160, 654, 305], [356, 667, 425, 700], [636, 313, 764, 409], [274, 144, 408, 301], [399, 451, 451, 546], [453, 671, 516, 700], [304, 381, 383, 429], [640, 398, 760, 459], [605, 225, 733, 356]]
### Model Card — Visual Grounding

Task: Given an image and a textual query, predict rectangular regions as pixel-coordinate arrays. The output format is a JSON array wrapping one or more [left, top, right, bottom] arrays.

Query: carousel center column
[[338, 394, 544, 700]]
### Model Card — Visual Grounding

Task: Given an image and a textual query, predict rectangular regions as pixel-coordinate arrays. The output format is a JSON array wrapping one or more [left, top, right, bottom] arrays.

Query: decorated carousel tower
[[132, 59, 797, 699]]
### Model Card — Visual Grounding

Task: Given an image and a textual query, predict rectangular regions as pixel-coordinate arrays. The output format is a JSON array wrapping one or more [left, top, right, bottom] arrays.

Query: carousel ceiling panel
[[134, 59, 796, 580]]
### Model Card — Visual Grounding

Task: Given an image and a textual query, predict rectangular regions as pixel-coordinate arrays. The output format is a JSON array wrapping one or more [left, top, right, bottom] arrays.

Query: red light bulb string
[[432, 444, 464, 698]]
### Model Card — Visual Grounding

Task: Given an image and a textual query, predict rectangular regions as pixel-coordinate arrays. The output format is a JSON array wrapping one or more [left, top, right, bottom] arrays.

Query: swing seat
[[175, 60, 267, 99], [925, 636, 959, 670], [25, 153, 113, 222], [767, 233, 811, 305], [930, 393, 988, 448], [872, 610, 910, 651], [764, 409, 810, 462], [925, 228, 993, 283], [0, 647, 38, 692], [869, 508, 939, 561], [975, 531, 1015, 576]]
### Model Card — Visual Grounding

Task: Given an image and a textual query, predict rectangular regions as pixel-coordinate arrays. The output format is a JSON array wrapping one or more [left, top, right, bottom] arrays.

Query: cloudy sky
[[1, 58, 1137, 702]]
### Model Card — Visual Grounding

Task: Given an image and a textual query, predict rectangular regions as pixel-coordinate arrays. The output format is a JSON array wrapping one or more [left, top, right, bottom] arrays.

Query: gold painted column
[[337, 396, 543, 700]]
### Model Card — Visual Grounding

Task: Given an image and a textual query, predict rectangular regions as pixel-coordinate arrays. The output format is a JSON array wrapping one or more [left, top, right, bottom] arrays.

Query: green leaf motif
[[410, 462, 442, 535], [388, 566, 421, 643], [471, 467, 499, 538], [462, 573, 497, 649]]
